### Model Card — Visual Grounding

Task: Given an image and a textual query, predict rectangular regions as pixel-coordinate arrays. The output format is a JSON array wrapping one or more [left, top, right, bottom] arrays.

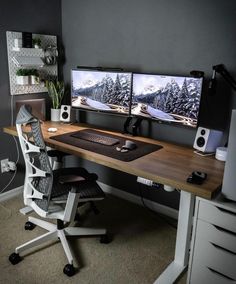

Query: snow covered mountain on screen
[[132, 73, 203, 127]]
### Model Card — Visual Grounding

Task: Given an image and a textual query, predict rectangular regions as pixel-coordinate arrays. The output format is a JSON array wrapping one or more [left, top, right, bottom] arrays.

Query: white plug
[[1, 159, 9, 173], [137, 177, 153, 186], [163, 185, 175, 192], [8, 161, 16, 171]]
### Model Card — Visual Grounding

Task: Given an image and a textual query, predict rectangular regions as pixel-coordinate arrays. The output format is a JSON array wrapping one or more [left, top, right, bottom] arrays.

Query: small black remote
[[187, 171, 207, 185]]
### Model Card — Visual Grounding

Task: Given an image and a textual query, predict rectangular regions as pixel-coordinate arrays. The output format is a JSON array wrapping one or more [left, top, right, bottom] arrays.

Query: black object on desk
[[187, 171, 207, 185], [51, 129, 162, 162], [71, 129, 120, 146], [123, 116, 133, 134], [132, 118, 143, 136]]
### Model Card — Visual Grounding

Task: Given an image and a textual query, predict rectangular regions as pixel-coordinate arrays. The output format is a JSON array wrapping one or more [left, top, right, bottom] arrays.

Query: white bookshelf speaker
[[60, 105, 71, 122], [193, 127, 223, 153], [222, 110, 236, 201]]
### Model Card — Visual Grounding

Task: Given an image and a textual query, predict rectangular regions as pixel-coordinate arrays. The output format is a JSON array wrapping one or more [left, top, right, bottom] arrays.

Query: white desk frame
[[154, 191, 195, 284]]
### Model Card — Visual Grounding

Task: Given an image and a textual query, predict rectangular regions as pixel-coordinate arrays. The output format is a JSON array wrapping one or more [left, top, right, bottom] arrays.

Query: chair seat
[[51, 167, 105, 200], [74, 180, 105, 199]]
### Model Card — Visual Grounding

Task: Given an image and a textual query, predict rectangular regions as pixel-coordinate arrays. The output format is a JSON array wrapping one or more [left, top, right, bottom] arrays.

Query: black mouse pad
[[50, 128, 162, 162]]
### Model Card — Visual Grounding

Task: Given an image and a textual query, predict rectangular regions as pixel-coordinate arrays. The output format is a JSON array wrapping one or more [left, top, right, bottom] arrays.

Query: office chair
[[19, 149, 70, 216], [9, 105, 109, 276]]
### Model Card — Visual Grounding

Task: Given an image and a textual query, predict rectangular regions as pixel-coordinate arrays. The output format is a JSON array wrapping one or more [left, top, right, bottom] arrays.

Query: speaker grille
[[62, 112, 69, 119], [197, 137, 205, 147]]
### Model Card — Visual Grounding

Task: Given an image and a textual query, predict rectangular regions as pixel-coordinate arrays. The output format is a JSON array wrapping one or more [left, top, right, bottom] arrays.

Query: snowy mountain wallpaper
[[71, 70, 132, 115], [131, 74, 203, 127]]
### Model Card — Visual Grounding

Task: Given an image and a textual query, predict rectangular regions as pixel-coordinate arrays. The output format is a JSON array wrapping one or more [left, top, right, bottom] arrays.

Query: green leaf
[[45, 80, 65, 109]]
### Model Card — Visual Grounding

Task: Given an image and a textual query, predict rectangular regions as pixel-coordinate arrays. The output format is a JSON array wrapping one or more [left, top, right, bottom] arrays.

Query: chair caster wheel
[[25, 221, 36, 230], [63, 264, 76, 277], [9, 253, 22, 265], [100, 234, 111, 244]]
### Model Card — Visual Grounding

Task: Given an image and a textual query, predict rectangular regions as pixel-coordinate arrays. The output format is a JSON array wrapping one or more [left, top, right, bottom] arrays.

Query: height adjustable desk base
[[154, 191, 195, 284]]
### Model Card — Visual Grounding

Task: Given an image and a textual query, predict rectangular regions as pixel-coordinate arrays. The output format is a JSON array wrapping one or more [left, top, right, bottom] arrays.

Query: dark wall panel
[[62, 0, 236, 135], [2, 0, 235, 209], [0, 0, 62, 192], [61, 0, 236, 209]]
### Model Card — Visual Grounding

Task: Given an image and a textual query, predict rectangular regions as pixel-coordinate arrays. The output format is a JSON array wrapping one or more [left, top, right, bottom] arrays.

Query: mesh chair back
[[16, 105, 53, 213]]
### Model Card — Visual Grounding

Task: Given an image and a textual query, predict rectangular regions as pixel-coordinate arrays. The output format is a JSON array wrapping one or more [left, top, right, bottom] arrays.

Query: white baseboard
[[98, 182, 178, 220], [0, 185, 23, 202], [0, 183, 178, 220]]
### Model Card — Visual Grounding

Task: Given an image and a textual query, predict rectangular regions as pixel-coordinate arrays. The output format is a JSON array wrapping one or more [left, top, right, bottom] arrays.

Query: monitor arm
[[132, 117, 143, 136], [213, 64, 236, 90], [209, 64, 236, 95], [123, 116, 133, 134]]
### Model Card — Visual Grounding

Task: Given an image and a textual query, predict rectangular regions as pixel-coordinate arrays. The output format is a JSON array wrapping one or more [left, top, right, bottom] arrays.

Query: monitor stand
[[123, 116, 133, 134], [132, 118, 143, 136]]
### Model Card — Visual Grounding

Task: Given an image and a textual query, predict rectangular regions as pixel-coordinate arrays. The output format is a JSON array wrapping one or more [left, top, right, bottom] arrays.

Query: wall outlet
[[1, 158, 9, 173]]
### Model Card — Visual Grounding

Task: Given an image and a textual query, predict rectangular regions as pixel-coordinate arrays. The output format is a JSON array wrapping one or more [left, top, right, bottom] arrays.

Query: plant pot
[[30, 75, 40, 85], [51, 108, 61, 122], [16, 76, 29, 85], [34, 44, 40, 49]]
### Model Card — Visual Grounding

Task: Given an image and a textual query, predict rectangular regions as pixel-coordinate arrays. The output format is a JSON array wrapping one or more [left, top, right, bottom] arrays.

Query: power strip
[[137, 177, 175, 191], [137, 177, 153, 186], [137, 177, 161, 188]]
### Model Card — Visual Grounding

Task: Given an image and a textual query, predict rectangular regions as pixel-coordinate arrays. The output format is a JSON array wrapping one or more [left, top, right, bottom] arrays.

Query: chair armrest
[[59, 175, 85, 184], [56, 169, 102, 197], [59, 175, 88, 194], [47, 150, 70, 162]]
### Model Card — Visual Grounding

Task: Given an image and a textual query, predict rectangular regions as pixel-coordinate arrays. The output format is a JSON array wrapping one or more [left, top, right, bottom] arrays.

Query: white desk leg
[[154, 191, 195, 284]]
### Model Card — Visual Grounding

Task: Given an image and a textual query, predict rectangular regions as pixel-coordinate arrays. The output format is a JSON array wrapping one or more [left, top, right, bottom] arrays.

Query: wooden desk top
[[4, 121, 225, 200]]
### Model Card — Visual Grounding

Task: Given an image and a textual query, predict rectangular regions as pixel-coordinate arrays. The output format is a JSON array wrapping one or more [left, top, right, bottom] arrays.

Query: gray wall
[[61, 0, 236, 209], [61, 0, 236, 135], [0, 0, 62, 192], [1, 0, 236, 210]]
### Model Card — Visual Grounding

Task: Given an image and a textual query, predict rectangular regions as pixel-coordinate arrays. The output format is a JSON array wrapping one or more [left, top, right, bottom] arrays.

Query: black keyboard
[[71, 130, 120, 146]]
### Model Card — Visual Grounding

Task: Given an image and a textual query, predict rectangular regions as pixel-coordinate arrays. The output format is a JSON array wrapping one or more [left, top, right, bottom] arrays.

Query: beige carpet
[[0, 194, 186, 284]]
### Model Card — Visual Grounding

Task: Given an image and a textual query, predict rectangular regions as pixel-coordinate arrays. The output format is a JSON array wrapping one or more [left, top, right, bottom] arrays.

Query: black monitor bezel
[[131, 72, 204, 128], [71, 68, 133, 117]]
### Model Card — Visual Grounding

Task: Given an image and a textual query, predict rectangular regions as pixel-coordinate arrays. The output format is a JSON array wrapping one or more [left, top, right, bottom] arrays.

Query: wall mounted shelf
[[12, 55, 44, 68], [6, 31, 58, 95], [12, 47, 44, 53]]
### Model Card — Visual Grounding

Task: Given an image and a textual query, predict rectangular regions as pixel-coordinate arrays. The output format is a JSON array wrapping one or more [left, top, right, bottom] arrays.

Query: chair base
[[11, 216, 107, 275]]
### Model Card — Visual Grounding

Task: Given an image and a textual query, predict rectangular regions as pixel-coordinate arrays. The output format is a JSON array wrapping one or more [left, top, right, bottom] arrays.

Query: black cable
[[0, 95, 20, 194], [137, 183, 177, 229]]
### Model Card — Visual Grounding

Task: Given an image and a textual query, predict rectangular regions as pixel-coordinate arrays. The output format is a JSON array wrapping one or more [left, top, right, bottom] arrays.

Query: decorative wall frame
[[6, 31, 58, 95]]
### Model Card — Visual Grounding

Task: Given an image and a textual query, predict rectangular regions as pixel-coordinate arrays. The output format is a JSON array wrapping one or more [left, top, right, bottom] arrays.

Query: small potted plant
[[32, 37, 41, 49], [30, 69, 40, 85], [16, 69, 30, 85], [45, 80, 65, 121]]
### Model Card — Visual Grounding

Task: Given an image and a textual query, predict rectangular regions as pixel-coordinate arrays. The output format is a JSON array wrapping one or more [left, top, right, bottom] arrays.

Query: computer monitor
[[131, 73, 203, 128], [71, 69, 132, 116]]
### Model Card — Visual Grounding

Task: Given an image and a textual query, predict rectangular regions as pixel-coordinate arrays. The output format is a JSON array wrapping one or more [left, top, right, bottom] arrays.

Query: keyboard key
[[71, 129, 120, 146]]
